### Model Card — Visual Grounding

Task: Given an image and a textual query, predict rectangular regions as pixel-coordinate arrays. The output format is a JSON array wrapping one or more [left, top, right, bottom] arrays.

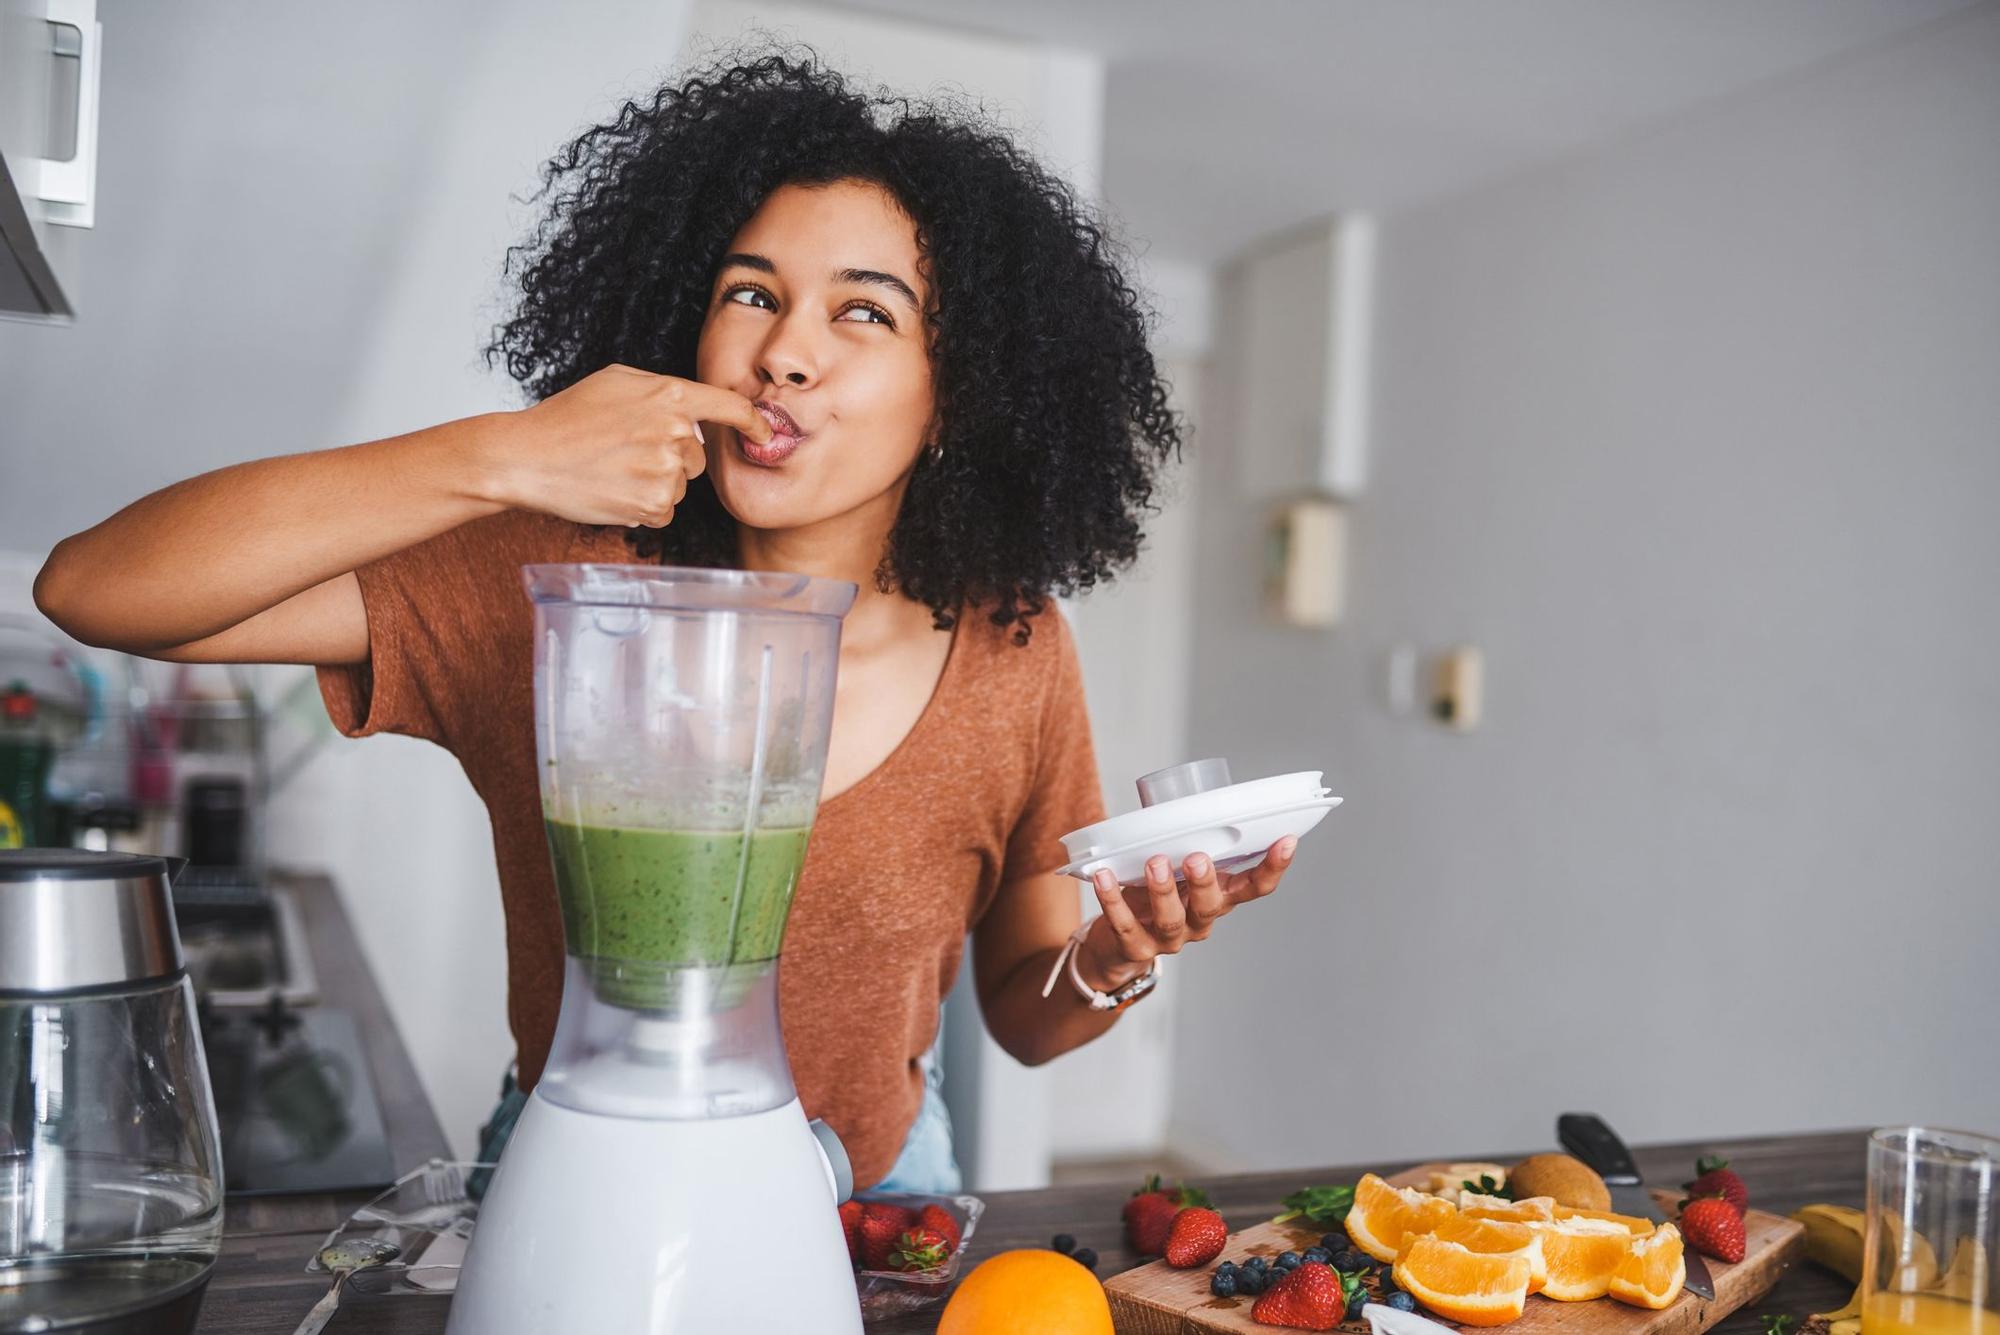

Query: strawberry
[[1684, 1155, 1749, 1214], [888, 1226, 953, 1273], [1680, 1196, 1747, 1263], [1122, 1174, 1211, 1255], [1251, 1260, 1346, 1330], [1164, 1206, 1228, 1268], [838, 1199, 864, 1265], [917, 1202, 961, 1255], [858, 1202, 918, 1270]]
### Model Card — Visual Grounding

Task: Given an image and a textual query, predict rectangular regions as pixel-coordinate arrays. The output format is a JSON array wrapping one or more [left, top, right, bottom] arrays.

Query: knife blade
[[1556, 1112, 1715, 1301]]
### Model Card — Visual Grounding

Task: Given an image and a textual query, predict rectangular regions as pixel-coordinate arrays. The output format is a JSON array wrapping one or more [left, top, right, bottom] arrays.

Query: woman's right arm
[[33, 367, 771, 665]]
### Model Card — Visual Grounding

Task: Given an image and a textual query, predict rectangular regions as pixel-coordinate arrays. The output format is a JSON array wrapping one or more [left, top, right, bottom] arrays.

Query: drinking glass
[[1863, 1127, 1998, 1335]]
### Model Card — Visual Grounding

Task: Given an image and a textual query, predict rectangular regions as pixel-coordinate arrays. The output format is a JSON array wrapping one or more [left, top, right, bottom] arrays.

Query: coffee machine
[[445, 564, 864, 1333]]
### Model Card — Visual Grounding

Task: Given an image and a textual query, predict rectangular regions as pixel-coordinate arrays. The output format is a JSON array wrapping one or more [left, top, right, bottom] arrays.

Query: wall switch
[[1431, 647, 1483, 731], [1264, 495, 1346, 627]]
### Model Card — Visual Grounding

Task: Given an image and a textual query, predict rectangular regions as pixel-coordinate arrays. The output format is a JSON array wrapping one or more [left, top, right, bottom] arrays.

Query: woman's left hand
[[1077, 837, 1299, 992]]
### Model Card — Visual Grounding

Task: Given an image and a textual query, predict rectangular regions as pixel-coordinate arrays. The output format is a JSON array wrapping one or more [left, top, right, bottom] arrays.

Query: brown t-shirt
[[317, 510, 1104, 1188]]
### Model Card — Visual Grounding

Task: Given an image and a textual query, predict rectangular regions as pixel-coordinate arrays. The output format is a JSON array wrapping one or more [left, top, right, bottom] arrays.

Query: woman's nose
[[758, 322, 817, 389]]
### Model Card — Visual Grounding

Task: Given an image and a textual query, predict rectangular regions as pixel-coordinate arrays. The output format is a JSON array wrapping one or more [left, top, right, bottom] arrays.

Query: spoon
[[292, 1237, 401, 1335]]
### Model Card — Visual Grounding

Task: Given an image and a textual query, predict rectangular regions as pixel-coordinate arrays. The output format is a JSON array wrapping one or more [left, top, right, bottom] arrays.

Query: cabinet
[[1, 0, 100, 320]]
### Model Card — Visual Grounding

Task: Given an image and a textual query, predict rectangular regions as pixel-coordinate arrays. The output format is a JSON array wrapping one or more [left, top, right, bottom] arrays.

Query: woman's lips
[[743, 402, 807, 467]]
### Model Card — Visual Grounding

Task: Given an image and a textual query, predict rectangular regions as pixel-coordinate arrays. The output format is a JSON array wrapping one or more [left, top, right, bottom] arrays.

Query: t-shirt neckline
[[817, 614, 964, 814]]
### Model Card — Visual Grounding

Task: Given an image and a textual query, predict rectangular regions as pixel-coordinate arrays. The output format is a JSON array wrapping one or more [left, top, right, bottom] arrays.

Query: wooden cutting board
[[1104, 1163, 1804, 1335]]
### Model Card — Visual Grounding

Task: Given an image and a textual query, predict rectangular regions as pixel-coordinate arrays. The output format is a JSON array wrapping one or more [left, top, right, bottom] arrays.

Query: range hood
[[1, 150, 70, 318], [1, 0, 100, 321]]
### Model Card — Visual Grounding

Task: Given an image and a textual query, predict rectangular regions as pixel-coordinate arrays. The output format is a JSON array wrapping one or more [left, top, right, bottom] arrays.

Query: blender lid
[[523, 563, 858, 619], [0, 849, 186, 993], [1056, 764, 1342, 887]]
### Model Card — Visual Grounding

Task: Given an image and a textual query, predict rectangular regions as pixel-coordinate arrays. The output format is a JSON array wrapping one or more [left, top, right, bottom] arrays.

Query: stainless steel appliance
[[0, 849, 224, 1335]]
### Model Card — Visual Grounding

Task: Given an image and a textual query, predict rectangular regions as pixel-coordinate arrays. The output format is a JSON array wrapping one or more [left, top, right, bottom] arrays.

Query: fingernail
[[693, 421, 705, 444], [1190, 854, 1211, 877], [1280, 837, 1298, 859], [1148, 855, 1169, 880], [1094, 869, 1114, 892]]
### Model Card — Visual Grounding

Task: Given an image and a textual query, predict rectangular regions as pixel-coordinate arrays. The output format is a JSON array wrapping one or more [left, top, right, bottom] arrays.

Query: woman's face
[[696, 179, 935, 536]]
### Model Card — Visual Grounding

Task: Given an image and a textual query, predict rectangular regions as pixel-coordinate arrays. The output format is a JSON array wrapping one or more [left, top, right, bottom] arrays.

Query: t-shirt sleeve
[[1000, 608, 1108, 884], [315, 523, 489, 746]]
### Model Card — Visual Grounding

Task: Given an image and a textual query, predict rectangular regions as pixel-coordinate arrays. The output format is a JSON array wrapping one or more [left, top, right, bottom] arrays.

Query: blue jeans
[[870, 1035, 962, 1195], [472, 1033, 961, 1197]]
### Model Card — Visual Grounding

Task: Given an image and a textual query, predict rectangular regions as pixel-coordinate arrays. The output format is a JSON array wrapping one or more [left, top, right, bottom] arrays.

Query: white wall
[[1170, 6, 2000, 1172]]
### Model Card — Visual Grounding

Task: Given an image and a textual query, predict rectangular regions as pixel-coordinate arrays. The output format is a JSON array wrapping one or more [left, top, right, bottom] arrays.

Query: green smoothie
[[543, 819, 813, 986]]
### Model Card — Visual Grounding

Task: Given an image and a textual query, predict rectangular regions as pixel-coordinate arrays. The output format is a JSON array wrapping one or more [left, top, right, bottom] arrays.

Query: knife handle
[[1557, 1112, 1643, 1186]]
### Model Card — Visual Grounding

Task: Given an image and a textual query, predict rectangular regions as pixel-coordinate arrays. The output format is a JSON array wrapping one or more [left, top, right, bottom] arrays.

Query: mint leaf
[[1461, 1174, 1512, 1200], [1271, 1184, 1356, 1227]]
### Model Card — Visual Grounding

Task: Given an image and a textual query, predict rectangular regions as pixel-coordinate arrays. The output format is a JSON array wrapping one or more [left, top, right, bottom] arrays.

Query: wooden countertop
[[194, 889, 1865, 1332]]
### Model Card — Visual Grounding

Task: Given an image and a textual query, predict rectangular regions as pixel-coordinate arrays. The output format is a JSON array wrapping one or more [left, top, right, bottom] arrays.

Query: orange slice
[[1609, 1224, 1687, 1310], [1348, 1173, 1459, 1264], [1393, 1234, 1534, 1327], [1533, 1217, 1637, 1301], [1431, 1212, 1550, 1295], [1463, 1195, 1557, 1224], [1554, 1204, 1655, 1235]]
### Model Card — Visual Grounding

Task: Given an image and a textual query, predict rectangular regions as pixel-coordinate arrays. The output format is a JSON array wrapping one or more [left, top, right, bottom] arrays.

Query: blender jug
[[446, 564, 864, 1335]]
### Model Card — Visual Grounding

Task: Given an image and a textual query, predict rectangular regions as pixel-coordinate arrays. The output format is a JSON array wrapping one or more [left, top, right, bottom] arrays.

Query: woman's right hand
[[480, 364, 773, 528]]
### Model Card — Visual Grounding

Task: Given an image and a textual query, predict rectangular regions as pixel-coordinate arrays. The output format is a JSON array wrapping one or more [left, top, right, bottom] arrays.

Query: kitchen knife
[[1556, 1112, 1716, 1301]]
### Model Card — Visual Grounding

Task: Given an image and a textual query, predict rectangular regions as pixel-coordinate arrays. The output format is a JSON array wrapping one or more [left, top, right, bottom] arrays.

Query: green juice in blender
[[544, 818, 812, 1008]]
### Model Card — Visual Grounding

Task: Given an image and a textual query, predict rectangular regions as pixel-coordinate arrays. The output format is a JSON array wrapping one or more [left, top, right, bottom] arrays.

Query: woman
[[34, 52, 1298, 1194]]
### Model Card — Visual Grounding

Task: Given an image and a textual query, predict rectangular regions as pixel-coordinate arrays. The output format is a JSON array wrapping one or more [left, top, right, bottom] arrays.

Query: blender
[[446, 564, 864, 1334]]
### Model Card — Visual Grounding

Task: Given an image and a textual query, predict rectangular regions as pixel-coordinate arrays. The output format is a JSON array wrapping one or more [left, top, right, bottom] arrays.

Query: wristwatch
[[1039, 919, 1162, 1012]]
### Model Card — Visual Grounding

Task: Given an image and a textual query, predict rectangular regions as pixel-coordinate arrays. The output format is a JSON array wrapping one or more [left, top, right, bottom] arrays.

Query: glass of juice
[[1863, 1127, 1998, 1335]]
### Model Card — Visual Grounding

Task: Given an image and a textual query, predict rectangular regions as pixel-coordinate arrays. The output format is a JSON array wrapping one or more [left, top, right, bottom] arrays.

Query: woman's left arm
[[972, 837, 1299, 1067]]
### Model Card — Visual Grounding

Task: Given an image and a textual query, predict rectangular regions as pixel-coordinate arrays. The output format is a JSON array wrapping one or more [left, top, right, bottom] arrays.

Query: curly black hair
[[487, 47, 1181, 640]]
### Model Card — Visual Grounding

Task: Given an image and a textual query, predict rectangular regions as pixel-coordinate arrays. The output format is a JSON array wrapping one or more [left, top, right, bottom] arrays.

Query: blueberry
[[1321, 1230, 1350, 1252], [1217, 1261, 1238, 1277], [1302, 1246, 1331, 1265], [1239, 1268, 1266, 1295], [1071, 1247, 1097, 1270], [1244, 1255, 1269, 1272], [1210, 1270, 1238, 1297], [1387, 1291, 1417, 1313], [1333, 1249, 1365, 1271], [1277, 1250, 1302, 1268], [1051, 1233, 1075, 1255]]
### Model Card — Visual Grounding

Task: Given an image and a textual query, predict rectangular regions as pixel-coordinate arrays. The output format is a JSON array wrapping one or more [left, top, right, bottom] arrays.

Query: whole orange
[[936, 1249, 1113, 1335]]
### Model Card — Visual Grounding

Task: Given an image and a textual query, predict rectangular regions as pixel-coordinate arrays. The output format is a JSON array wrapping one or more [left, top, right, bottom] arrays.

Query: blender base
[[445, 1089, 863, 1334]]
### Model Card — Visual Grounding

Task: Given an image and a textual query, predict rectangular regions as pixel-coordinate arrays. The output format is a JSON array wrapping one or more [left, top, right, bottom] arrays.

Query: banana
[[1793, 1204, 1867, 1284], [1929, 1238, 1989, 1301]]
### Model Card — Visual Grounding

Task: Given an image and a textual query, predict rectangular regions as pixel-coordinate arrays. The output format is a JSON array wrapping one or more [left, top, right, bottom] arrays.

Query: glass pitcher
[[1, 851, 224, 1335], [525, 564, 856, 1122]]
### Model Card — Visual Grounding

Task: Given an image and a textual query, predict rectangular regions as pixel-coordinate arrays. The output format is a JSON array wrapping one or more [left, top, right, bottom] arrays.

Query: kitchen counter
[[194, 893, 1865, 1331], [194, 873, 451, 1333]]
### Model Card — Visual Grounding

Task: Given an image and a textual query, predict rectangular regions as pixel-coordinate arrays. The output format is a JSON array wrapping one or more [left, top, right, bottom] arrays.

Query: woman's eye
[[837, 302, 894, 327], [723, 285, 775, 310]]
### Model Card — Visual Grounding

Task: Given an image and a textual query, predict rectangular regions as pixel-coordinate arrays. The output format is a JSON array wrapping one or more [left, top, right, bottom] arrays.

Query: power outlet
[[1431, 647, 1483, 731]]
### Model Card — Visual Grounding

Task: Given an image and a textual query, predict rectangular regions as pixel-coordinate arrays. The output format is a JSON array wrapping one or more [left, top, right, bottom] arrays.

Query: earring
[[927, 441, 945, 463]]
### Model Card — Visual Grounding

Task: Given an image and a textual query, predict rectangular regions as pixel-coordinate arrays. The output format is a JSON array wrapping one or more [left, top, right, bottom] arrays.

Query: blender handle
[[808, 1118, 853, 1204]]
